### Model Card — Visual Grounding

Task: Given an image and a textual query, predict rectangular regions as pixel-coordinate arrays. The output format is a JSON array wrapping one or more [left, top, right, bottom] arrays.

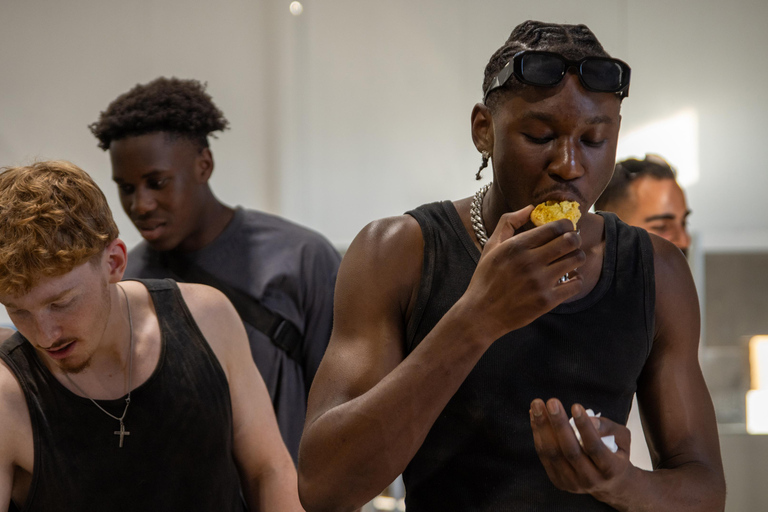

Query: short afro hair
[[483, 21, 615, 111], [595, 155, 678, 212], [89, 77, 229, 151]]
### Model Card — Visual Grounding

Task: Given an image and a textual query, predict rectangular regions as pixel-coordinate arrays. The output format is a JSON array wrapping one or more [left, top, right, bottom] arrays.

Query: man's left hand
[[530, 398, 635, 501]]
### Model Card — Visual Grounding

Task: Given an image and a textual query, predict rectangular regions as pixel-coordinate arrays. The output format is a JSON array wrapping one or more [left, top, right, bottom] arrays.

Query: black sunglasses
[[484, 50, 631, 101]]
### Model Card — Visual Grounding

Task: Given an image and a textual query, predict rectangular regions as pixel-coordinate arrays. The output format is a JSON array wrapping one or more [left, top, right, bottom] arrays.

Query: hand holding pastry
[[530, 201, 581, 230]]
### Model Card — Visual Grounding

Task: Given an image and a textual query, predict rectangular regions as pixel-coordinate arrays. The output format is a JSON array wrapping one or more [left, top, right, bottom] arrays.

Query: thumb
[[484, 205, 534, 249]]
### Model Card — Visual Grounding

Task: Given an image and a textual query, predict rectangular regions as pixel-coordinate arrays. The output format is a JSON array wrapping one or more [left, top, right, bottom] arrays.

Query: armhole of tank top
[[404, 207, 436, 353], [163, 279, 233, 393], [638, 229, 656, 359], [0, 342, 42, 511]]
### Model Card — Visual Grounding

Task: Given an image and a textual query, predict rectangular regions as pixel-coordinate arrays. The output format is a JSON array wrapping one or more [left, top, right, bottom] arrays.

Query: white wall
[[2, 0, 766, 250]]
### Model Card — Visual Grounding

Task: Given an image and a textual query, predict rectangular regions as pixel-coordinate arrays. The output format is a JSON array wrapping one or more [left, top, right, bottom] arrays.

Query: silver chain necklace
[[65, 284, 133, 448], [469, 182, 573, 283], [470, 182, 493, 248]]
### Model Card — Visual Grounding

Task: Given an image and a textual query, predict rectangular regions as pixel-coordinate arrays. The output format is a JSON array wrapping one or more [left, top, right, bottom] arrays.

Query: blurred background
[[1, 0, 766, 510]]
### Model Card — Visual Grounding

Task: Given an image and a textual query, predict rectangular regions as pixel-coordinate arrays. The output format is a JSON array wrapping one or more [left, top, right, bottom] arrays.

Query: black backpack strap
[[159, 253, 303, 364]]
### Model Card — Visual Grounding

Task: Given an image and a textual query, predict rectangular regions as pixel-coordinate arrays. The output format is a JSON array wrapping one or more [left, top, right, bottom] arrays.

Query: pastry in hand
[[530, 200, 581, 230]]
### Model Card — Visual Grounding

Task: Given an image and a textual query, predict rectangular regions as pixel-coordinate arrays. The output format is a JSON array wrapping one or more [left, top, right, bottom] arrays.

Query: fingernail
[[573, 405, 583, 419], [547, 401, 559, 415], [531, 401, 544, 417]]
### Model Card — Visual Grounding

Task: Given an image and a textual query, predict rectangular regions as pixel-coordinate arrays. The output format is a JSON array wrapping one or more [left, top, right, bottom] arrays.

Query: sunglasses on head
[[483, 50, 631, 102]]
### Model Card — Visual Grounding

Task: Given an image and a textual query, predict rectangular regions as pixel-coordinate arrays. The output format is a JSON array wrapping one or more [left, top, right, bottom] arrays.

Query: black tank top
[[403, 202, 655, 511], [0, 279, 245, 512]]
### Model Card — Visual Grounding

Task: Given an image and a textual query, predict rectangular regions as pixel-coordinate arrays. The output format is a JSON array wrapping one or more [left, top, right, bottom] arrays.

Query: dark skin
[[298, 74, 724, 512], [110, 132, 234, 253]]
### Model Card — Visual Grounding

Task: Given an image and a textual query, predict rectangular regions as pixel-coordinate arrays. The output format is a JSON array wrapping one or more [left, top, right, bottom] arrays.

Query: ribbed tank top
[[402, 202, 655, 511], [0, 279, 245, 512]]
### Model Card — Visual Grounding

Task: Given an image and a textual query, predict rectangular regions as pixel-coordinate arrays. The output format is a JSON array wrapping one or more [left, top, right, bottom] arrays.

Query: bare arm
[[0, 369, 15, 510], [528, 236, 725, 511], [298, 207, 585, 511], [180, 284, 303, 512], [629, 236, 725, 509], [0, 360, 34, 511]]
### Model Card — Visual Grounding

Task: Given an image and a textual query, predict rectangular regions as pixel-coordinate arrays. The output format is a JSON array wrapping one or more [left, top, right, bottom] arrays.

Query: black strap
[[159, 253, 304, 364]]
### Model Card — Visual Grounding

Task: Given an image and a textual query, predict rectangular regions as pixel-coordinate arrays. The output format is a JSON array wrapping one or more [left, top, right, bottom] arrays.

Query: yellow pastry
[[530, 200, 581, 230]]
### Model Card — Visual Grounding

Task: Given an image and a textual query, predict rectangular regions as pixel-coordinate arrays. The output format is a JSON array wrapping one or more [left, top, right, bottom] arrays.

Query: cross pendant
[[114, 421, 130, 448]]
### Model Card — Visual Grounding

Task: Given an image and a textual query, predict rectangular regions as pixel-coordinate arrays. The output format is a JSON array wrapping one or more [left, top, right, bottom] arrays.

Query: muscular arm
[[627, 237, 725, 510], [298, 208, 585, 511], [529, 236, 725, 511], [180, 284, 303, 512]]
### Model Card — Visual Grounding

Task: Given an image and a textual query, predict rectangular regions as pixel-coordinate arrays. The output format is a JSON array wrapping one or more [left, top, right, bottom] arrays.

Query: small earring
[[476, 151, 490, 180]]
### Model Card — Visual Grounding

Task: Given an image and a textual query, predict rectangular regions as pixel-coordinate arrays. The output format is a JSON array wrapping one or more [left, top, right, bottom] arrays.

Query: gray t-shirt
[[124, 207, 341, 463]]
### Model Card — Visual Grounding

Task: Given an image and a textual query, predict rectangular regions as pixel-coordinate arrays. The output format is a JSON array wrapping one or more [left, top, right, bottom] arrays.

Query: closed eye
[[50, 296, 76, 310], [524, 134, 553, 144], [581, 138, 607, 148], [50, 300, 72, 310]]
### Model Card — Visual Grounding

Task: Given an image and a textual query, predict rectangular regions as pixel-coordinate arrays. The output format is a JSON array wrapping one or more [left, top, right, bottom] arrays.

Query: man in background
[[596, 154, 691, 255], [90, 77, 341, 463]]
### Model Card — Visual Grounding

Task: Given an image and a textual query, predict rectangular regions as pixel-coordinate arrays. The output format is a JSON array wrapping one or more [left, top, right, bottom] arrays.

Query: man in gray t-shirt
[[90, 77, 341, 462]]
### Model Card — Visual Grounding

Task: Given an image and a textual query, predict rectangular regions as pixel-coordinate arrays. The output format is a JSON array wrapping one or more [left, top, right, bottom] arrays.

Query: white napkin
[[568, 409, 618, 453]]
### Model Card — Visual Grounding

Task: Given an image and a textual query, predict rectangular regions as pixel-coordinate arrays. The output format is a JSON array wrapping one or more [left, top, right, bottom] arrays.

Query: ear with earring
[[476, 151, 490, 180]]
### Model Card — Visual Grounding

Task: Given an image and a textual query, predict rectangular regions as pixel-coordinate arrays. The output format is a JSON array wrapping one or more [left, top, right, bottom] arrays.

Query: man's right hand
[[460, 205, 586, 343]]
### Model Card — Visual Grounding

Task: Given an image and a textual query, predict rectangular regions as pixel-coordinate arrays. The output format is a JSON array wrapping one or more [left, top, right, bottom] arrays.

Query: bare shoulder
[[649, 233, 698, 310], [349, 214, 423, 264], [176, 282, 248, 376], [340, 214, 424, 315], [176, 281, 234, 317], [0, 359, 26, 420], [647, 233, 699, 352], [649, 233, 692, 283]]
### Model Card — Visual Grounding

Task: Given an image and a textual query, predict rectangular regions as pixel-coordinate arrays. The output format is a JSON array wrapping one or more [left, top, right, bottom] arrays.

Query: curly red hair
[[0, 161, 119, 296]]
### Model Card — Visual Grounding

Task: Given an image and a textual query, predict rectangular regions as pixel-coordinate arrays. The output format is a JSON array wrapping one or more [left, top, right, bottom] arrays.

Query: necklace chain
[[470, 182, 493, 248], [64, 284, 133, 433]]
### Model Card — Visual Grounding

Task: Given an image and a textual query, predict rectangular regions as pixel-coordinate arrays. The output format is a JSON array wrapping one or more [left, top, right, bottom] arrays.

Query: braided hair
[[89, 77, 229, 151], [482, 21, 612, 111]]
